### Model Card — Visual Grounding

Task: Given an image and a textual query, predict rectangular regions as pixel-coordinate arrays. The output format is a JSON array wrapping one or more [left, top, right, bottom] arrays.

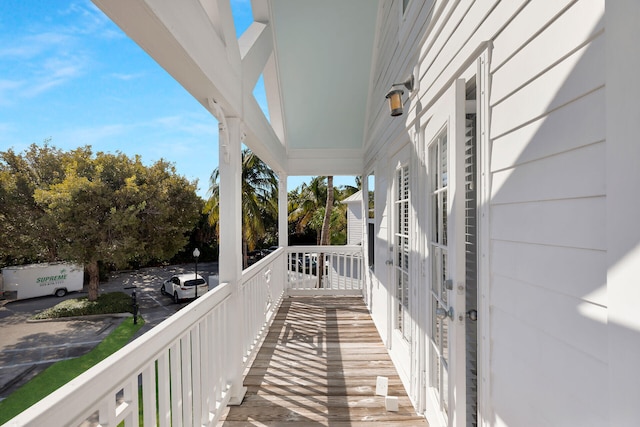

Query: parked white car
[[160, 273, 208, 303]]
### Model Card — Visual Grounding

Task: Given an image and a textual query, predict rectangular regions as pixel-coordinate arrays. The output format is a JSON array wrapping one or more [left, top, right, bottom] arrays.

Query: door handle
[[436, 306, 454, 320], [385, 259, 393, 265]]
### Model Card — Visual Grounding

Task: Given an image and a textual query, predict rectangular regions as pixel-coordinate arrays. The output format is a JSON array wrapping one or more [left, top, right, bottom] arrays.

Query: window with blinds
[[429, 129, 450, 416], [394, 164, 411, 340]]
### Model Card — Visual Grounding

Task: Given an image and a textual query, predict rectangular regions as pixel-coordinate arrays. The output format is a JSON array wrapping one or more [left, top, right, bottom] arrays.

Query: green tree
[[204, 148, 278, 268], [288, 176, 358, 245], [0, 144, 202, 300], [0, 143, 68, 264], [288, 176, 328, 244]]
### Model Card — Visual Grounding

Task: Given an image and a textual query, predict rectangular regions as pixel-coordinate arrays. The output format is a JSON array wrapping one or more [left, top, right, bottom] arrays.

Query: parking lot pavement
[[0, 262, 218, 400], [0, 315, 124, 400]]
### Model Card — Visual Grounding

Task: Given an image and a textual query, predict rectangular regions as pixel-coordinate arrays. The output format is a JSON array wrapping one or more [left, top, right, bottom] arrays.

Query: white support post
[[218, 116, 247, 405], [278, 172, 288, 248]]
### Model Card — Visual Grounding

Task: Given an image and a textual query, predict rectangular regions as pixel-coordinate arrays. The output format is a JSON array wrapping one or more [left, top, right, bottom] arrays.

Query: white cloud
[[0, 30, 88, 100], [111, 72, 145, 81], [59, 1, 123, 39], [20, 55, 87, 98], [0, 32, 73, 60], [151, 113, 217, 137], [59, 123, 128, 147], [0, 2, 119, 102], [0, 79, 25, 102], [0, 122, 14, 133]]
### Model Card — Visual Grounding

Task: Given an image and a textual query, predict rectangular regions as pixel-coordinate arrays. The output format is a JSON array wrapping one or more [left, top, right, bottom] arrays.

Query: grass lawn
[[0, 317, 144, 424]]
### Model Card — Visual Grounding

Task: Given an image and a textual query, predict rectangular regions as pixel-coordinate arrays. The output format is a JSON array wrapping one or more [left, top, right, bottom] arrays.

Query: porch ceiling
[[269, 1, 378, 152], [91, 0, 379, 176]]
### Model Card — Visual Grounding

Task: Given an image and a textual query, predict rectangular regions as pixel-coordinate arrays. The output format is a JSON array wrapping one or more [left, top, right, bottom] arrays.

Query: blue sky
[[0, 1, 355, 198]]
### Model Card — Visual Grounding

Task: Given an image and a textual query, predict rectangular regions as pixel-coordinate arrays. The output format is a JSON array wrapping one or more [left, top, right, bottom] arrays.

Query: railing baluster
[[98, 391, 114, 427], [349, 253, 354, 289], [192, 323, 202, 426], [157, 351, 171, 427], [123, 375, 138, 427], [170, 341, 182, 427], [215, 306, 223, 404], [200, 313, 215, 423], [180, 332, 192, 426], [285, 245, 364, 295], [142, 362, 157, 427]]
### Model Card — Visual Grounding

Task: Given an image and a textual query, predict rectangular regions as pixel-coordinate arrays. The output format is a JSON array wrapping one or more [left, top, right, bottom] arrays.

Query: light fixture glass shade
[[386, 88, 404, 116]]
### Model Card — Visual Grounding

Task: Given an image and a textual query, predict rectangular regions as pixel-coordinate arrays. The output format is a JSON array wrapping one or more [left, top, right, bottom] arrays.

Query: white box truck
[[1, 262, 84, 300]]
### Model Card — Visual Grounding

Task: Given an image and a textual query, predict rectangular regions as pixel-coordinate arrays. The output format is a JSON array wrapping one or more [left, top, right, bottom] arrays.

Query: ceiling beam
[[239, 22, 273, 93], [93, 0, 287, 173]]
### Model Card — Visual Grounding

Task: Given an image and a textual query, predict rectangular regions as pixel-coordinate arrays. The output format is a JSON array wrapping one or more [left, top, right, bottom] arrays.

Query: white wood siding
[[346, 203, 363, 245], [488, 0, 606, 424], [364, 0, 607, 425], [371, 157, 390, 345]]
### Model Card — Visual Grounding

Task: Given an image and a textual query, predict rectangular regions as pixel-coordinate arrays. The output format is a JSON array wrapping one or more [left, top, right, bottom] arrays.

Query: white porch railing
[[239, 248, 285, 363], [286, 245, 363, 295], [3, 248, 286, 427], [3, 245, 363, 427]]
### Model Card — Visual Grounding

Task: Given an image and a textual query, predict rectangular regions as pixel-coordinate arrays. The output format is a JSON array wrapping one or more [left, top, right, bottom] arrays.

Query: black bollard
[[131, 290, 139, 325]]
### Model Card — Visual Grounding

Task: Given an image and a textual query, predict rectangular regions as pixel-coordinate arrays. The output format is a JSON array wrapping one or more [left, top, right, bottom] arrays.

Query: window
[[367, 173, 375, 271], [394, 164, 410, 339], [429, 129, 449, 415]]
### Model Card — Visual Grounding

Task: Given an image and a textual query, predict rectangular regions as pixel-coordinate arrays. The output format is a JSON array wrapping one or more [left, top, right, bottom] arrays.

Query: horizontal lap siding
[[365, 0, 436, 158], [488, 0, 606, 425], [369, 160, 390, 343], [491, 309, 608, 427], [347, 207, 363, 245], [365, 0, 607, 424]]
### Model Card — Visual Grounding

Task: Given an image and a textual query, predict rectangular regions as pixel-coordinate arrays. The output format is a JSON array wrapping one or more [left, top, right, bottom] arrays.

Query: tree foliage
[[204, 148, 278, 267], [0, 143, 202, 300], [288, 176, 358, 245]]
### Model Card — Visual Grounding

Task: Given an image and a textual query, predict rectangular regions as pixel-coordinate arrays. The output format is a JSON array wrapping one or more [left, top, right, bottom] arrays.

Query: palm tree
[[204, 149, 278, 268], [288, 176, 327, 244], [288, 176, 360, 245], [317, 176, 334, 287], [319, 176, 333, 246]]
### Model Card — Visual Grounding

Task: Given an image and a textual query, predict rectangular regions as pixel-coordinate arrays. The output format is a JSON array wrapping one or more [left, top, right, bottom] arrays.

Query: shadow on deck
[[218, 296, 428, 426]]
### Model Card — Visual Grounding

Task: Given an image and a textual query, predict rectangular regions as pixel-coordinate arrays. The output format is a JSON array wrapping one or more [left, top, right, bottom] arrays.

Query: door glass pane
[[441, 133, 448, 187], [441, 191, 447, 245], [394, 162, 410, 341], [441, 251, 448, 305], [367, 173, 375, 272], [432, 246, 440, 293], [429, 128, 450, 419]]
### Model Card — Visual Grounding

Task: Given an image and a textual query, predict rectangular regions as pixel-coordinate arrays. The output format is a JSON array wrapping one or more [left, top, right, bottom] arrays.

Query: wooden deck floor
[[218, 296, 428, 426]]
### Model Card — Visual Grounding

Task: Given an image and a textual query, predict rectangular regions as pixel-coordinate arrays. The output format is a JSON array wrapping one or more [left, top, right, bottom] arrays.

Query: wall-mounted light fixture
[[385, 75, 415, 117]]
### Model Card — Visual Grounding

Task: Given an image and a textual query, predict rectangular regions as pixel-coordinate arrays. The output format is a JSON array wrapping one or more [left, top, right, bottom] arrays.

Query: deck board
[[218, 296, 428, 426]]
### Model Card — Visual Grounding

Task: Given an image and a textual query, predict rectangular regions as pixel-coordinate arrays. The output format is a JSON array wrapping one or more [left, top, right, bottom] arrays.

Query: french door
[[424, 79, 469, 427], [389, 144, 413, 387]]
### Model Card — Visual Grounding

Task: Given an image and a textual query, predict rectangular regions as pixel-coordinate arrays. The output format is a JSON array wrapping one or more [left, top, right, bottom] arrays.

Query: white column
[[218, 117, 247, 404], [278, 172, 288, 248], [361, 174, 368, 248]]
